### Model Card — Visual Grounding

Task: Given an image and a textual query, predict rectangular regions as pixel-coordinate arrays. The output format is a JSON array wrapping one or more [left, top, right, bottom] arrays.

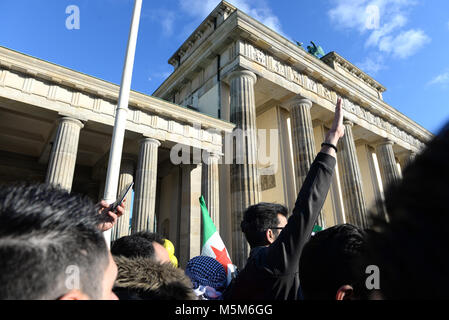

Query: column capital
[[140, 137, 161, 147], [375, 138, 394, 148], [59, 116, 84, 129], [286, 96, 312, 111], [343, 120, 354, 127], [207, 151, 222, 159], [228, 69, 257, 84], [203, 151, 221, 165]]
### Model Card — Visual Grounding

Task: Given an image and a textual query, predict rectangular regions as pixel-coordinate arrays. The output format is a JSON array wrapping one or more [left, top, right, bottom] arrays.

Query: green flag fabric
[[199, 195, 236, 285], [312, 225, 323, 236]]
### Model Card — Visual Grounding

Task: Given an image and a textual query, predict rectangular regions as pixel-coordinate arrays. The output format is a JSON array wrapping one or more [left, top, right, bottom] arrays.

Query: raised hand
[[98, 199, 126, 232], [325, 98, 345, 145], [320, 98, 345, 157]]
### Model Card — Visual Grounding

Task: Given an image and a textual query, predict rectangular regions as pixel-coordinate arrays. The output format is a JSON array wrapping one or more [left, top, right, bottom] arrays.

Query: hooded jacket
[[113, 255, 197, 300]]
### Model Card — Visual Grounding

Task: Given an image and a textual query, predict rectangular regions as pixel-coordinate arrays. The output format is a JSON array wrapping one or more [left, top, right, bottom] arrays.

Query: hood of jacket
[[113, 255, 197, 300]]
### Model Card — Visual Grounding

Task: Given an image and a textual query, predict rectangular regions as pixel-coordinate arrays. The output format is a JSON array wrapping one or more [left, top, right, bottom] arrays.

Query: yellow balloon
[[170, 254, 178, 268], [163, 239, 175, 256]]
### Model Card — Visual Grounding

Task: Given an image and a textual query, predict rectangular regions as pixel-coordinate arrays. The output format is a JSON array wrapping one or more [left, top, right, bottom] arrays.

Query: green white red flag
[[199, 195, 236, 285]]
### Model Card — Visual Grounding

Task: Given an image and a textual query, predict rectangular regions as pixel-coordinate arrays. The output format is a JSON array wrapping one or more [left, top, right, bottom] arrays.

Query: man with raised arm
[[224, 98, 345, 300]]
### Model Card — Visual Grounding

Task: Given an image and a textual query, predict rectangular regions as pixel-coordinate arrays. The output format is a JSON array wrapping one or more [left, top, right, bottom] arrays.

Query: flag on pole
[[199, 195, 237, 285]]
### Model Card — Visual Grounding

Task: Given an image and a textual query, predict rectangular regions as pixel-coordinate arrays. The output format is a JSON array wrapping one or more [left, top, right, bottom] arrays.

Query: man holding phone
[[97, 183, 131, 232]]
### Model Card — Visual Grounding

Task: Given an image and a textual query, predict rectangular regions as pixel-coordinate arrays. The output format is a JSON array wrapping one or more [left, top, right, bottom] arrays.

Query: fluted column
[[179, 163, 202, 269], [229, 70, 261, 268], [338, 121, 368, 228], [131, 138, 160, 233], [402, 150, 417, 169], [46, 117, 84, 192], [376, 139, 401, 189], [202, 152, 220, 233], [288, 97, 325, 227], [111, 156, 135, 241]]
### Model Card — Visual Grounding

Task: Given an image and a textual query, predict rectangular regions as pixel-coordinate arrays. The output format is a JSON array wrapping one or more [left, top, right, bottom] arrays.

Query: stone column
[[111, 156, 135, 241], [402, 150, 417, 169], [229, 70, 261, 268], [287, 97, 325, 227], [376, 139, 401, 189], [131, 138, 160, 234], [46, 117, 84, 192], [202, 152, 220, 233], [338, 121, 368, 228], [179, 163, 202, 269]]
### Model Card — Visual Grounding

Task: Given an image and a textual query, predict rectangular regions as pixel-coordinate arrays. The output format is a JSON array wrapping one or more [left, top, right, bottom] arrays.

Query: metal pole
[[103, 0, 142, 245]]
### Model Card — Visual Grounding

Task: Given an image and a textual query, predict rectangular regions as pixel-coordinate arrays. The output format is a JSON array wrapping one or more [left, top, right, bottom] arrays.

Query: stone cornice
[[0, 69, 228, 153], [168, 1, 236, 68], [321, 52, 386, 93], [236, 40, 431, 148], [153, 9, 432, 148], [0, 46, 235, 134], [229, 12, 432, 143]]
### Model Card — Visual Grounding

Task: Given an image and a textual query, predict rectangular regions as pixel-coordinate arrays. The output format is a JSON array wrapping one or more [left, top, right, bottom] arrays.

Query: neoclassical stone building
[[0, 1, 432, 268]]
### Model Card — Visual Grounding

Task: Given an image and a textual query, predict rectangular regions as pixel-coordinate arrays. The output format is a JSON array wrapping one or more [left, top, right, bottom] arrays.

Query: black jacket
[[223, 152, 336, 300]]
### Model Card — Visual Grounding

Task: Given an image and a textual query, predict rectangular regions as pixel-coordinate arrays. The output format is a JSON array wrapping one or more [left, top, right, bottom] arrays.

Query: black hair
[[365, 122, 449, 299], [111, 231, 165, 260], [240, 202, 288, 248], [299, 224, 368, 300], [0, 183, 109, 300]]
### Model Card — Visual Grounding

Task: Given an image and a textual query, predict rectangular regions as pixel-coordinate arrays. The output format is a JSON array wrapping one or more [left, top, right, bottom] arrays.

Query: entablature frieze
[[233, 40, 429, 151], [0, 65, 232, 155]]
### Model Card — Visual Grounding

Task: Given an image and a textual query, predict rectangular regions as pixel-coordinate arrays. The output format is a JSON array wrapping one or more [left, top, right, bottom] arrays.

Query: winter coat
[[113, 255, 197, 300]]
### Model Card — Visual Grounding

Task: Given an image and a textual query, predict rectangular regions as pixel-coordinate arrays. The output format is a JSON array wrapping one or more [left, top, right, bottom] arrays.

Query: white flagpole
[[103, 0, 142, 245]]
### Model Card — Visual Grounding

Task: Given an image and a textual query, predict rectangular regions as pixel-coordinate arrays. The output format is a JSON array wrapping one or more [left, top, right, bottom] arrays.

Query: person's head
[[185, 256, 227, 300], [113, 256, 197, 300], [111, 232, 170, 264], [241, 202, 288, 248], [365, 122, 449, 299], [299, 224, 368, 300], [0, 183, 117, 300]]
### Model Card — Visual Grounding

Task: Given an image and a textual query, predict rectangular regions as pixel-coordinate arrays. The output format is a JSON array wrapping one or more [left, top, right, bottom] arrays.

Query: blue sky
[[0, 0, 448, 134]]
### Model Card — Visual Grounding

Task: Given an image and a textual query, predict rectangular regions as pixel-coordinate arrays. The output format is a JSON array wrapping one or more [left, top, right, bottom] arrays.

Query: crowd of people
[[0, 98, 448, 300]]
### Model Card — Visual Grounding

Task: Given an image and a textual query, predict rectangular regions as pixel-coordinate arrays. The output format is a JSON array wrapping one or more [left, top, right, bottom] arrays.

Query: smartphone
[[109, 182, 134, 212]]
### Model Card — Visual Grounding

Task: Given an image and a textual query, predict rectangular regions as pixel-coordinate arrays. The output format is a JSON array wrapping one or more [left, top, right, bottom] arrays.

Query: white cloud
[[365, 14, 407, 47], [356, 55, 386, 74], [328, 0, 430, 61], [428, 72, 449, 87], [328, 0, 372, 32], [160, 12, 176, 36], [148, 70, 173, 82], [179, 0, 286, 37], [146, 9, 176, 36], [178, 0, 220, 19], [378, 29, 430, 58]]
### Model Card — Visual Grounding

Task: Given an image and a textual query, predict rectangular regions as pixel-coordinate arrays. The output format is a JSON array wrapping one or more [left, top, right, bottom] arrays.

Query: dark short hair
[[111, 232, 165, 260], [241, 202, 288, 248], [0, 183, 109, 300], [366, 122, 449, 299], [299, 224, 368, 300]]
